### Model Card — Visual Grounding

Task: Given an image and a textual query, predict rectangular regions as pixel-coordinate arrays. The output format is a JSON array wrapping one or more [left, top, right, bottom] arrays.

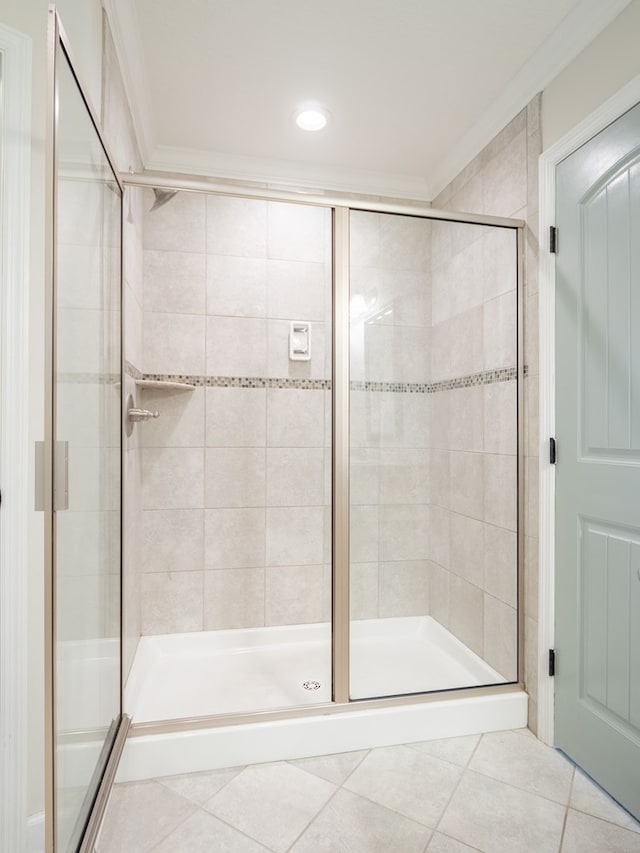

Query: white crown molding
[[537, 73, 640, 747], [428, 0, 633, 198], [106, 0, 630, 203], [0, 21, 32, 853], [146, 144, 432, 201], [102, 0, 153, 164]]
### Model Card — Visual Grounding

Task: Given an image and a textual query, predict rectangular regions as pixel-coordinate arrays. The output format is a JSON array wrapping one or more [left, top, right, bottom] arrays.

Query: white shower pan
[[118, 617, 527, 782]]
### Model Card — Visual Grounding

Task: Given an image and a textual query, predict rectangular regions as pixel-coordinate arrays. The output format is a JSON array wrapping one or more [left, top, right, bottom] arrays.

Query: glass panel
[[348, 210, 518, 699], [122, 192, 332, 721], [54, 45, 121, 851]]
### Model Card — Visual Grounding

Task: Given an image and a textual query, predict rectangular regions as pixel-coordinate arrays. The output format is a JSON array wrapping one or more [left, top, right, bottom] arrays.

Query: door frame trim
[[537, 73, 640, 745]]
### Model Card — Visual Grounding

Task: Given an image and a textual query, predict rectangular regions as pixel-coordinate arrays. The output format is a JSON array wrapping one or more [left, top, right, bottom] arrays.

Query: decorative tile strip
[[124, 366, 525, 393], [124, 360, 143, 380], [57, 372, 120, 385]]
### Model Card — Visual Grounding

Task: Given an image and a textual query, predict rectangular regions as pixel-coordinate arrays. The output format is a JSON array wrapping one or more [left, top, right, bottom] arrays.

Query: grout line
[[557, 766, 576, 852]]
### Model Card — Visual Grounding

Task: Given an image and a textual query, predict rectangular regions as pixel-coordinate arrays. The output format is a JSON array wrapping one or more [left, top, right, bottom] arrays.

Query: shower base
[[118, 616, 526, 782], [125, 616, 506, 723]]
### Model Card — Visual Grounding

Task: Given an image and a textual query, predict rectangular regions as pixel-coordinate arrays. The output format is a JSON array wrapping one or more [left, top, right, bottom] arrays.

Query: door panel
[[53, 40, 122, 852], [555, 101, 640, 821]]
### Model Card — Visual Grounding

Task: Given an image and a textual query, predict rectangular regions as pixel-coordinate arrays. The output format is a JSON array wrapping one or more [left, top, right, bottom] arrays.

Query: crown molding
[[427, 0, 633, 198], [102, 0, 153, 163], [104, 0, 630, 202], [146, 144, 432, 201]]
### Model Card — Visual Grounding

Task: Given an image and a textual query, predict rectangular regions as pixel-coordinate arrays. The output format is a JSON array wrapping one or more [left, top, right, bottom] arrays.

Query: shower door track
[[122, 171, 526, 729]]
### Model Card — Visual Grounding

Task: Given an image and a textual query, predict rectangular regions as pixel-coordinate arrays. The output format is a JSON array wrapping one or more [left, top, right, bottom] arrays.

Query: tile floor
[[97, 728, 640, 853]]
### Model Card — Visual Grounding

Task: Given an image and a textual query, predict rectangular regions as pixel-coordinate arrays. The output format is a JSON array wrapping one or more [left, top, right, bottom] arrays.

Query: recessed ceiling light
[[295, 107, 329, 132]]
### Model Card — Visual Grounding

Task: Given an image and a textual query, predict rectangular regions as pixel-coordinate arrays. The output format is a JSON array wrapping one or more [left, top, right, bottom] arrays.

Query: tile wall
[[138, 193, 333, 634], [432, 96, 542, 723]]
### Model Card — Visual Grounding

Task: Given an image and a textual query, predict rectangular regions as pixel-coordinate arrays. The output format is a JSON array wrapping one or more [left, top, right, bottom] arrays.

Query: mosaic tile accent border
[[125, 362, 523, 393]]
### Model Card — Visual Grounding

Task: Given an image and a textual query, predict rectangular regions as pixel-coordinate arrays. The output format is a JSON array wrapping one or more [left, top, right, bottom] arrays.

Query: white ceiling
[[107, 0, 630, 199]]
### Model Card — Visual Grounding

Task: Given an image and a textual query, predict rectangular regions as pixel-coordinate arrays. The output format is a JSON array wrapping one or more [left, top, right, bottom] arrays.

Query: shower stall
[[119, 183, 523, 740], [46, 14, 525, 847]]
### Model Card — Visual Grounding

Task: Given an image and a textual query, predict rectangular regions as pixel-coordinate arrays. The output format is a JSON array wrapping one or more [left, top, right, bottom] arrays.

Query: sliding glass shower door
[[52, 35, 123, 852], [348, 210, 520, 699]]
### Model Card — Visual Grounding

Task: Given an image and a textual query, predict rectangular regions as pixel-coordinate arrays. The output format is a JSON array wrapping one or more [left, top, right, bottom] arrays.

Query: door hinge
[[549, 226, 558, 253], [549, 437, 557, 465], [548, 649, 556, 677]]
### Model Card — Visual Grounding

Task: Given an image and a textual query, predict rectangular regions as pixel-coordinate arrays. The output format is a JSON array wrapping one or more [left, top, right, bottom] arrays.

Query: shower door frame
[[44, 9, 131, 852], [122, 171, 526, 733]]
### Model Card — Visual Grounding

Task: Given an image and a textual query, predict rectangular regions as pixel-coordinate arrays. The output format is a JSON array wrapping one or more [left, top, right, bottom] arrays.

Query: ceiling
[[107, 0, 629, 199]]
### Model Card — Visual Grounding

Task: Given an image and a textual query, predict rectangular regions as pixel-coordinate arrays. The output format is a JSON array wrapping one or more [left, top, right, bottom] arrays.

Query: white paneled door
[[555, 101, 640, 821]]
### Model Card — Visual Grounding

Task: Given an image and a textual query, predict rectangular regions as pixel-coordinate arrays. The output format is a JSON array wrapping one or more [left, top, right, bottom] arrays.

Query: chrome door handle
[[128, 408, 160, 422]]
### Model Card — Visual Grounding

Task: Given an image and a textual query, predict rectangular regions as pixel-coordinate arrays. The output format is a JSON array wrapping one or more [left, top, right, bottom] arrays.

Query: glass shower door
[[53, 39, 122, 851], [348, 209, 519, 699]]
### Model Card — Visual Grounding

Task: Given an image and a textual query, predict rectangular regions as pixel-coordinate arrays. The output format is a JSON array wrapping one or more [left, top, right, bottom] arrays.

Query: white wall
[[542, 0, 640, 149]]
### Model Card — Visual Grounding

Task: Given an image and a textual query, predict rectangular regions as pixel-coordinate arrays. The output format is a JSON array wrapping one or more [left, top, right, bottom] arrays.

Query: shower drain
[[302, 680, 322, 691]]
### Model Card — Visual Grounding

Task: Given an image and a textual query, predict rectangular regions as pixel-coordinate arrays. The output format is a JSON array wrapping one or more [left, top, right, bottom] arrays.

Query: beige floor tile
[[438, 769, 565, 853], [344, 744, 462, 827], [205, 761, 335, 853], [428, 833, 481, 852], [156, 766, 244, 806], [570, 769, 640, 834], [408, 734, 480, 767], [561, 809, 640, 853], [288, 750, 369, 785], [290, 788, 432, 853], [97, 781, 197, 853], [150, 809, 271, 852], [469, 729, 574, 804]]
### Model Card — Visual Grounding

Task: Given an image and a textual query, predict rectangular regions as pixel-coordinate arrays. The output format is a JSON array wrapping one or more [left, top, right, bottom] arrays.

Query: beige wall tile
[[206, 316, 267, 377], [450, 451, 483, 520], [205, 447, 266, 507], [206, 255, 267, 318], [140, 387, 205, 448], [267, 389, 324, 447], [266, 506, 324, 566], [483, 453, 517, 531], [430, 449, 450, 509], [483, 130, 528, 217], [450, 513, 484, 587], [266, 447, 324, 506], [206, 387, 266, 447], [350, 448, 380, 506], [430, 562, 451, 628], [141, 448, 204, 509], [430, 505, 451, 569], [143, 190, 206, 254], [350, 210, 380, 269], [379, 213, 431, 272], [141, 571, 203, 634], [379, 449, 430, 504], [267, 259, 326, 322], [143, 250, 206, 315], [449, 386, 484, 452], [484, 523, 517, 608], [449, 575, 484, 658], [143, 312, 205, 376], [204, 508, 266, 568], [265, 564, 324, 625], [379, 560, 430, 617], [206, 195, 267, 258], [483, 292, 517, 370], [141, 509, 204, 573], [483, 594, 517, 680], [204, 568, 265, 630], [350, 563, 379, 621], [483, 380, 517, 455], [267, 201, 328, 263], [350, 505, 379, 563], [483, 227, 517, 302], [380, 504, 430, 561], [267, 320, 327, 380]]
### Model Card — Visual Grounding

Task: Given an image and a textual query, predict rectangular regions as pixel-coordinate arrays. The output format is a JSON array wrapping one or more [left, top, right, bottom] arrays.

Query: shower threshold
[[125, 616, 506, 724]]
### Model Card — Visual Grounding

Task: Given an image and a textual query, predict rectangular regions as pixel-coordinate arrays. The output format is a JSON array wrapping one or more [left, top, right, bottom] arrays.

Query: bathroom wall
[[138, 193, 333, 634], [432, 96, 541, 725], [349, 212, 432, 620]]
